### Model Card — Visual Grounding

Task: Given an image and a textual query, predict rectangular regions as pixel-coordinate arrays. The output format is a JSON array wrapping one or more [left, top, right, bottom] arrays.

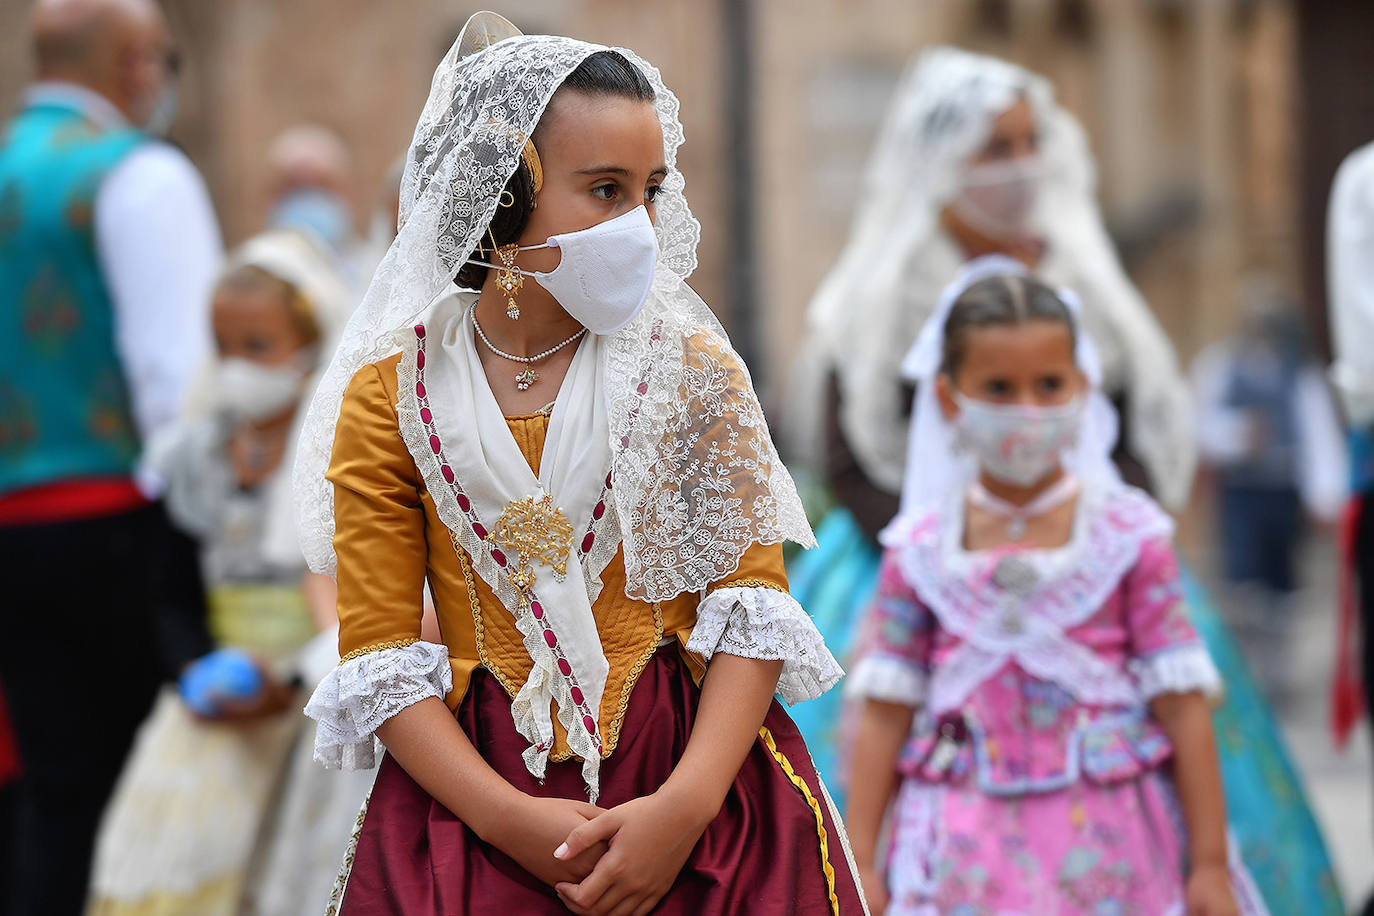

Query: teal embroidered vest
[[0, 101, 147, 496]]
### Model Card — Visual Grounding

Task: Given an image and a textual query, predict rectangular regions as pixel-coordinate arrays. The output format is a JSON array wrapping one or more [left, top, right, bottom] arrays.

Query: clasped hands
[[491, 784, 712, 916]]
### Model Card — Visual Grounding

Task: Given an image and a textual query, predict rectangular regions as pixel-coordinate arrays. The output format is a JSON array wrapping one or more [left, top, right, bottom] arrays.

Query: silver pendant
[[1007, 517, 1028, 541], [991, 555, 1039, 596], [515, 368, 539, 391]]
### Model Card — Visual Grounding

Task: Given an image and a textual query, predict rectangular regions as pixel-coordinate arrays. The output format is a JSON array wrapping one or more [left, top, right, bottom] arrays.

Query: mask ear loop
[[462, 142, 551, 287]]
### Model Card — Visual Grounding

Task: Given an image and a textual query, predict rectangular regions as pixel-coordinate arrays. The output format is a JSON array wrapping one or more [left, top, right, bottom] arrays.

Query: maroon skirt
[[337, 647, 866, 914]]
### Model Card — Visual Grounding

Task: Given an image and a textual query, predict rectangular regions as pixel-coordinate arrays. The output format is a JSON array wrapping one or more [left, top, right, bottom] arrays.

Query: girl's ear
[[935, 373, 960, 421]]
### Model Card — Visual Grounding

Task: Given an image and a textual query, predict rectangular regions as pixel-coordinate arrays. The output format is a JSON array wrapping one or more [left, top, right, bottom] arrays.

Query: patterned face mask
[[952, 392, 1084, 487]]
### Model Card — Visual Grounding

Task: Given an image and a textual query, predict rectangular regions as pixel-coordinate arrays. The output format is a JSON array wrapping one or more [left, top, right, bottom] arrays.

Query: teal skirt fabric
[[788, 507, 1345, 915], [1183, 577, 1345, 914]]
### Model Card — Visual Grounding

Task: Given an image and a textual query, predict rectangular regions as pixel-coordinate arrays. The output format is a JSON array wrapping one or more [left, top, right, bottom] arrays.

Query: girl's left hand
[[1186, 863, 1239, 916], [553, 790, 709, 916]]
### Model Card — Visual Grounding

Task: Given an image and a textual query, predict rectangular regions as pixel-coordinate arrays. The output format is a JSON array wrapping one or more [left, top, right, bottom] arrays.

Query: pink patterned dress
[[849, 483, 1268, 916]]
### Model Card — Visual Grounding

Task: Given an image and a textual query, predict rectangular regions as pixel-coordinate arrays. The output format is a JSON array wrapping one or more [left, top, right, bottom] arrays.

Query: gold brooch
[[490, 492, 573, 602]]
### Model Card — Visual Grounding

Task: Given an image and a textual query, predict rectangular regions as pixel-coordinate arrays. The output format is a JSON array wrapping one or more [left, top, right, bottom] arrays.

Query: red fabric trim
[[0, 685, 19, 787], [0, 478, 149, 527], [1332, 496, 1366, 748]]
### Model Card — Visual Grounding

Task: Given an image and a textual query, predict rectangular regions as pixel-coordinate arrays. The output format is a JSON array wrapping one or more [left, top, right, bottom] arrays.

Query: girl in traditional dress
[[86, 230, 359, 915], [298, 13, 862, 915], [846, 257, 1265, 916], [789, 47, 1342, 914]]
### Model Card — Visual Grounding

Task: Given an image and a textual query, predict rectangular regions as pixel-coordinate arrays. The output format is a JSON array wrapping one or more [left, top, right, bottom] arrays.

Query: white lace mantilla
[[296, 29, 701, 577], [685, 586, 843, 705], [1132, 643, 1223, 702], [887, 483, 1175, 713], [605, 271, 815, 601], [305, 641, 452, 769]]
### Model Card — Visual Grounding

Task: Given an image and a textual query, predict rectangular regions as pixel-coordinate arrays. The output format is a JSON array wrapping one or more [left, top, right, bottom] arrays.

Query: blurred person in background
[[0, 0, 222, 912], [354, 153, 405, 278], [1192, 276, 1347, 705], [1328, 138, 1374, 916], [85, 230, 361, 916], [265, 123, 371, 295], [788, 45, 1343, 915]]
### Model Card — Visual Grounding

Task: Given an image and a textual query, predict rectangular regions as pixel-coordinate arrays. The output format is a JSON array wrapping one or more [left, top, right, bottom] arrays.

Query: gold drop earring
[[487, 200, 523, 320], [494, 243, 523, 320]]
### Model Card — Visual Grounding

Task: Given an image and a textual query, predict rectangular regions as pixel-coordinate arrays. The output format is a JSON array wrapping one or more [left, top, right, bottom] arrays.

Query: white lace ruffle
[[1131, 643, 1223, 702], [845, 655, 928, 706], [305, 641, 452, 770], [685, 586, 843, 705]]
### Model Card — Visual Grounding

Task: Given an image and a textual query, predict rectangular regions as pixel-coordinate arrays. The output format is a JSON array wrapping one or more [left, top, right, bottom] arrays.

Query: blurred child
[[86, 231, 354, 916], [846, 258, 1265, 915]]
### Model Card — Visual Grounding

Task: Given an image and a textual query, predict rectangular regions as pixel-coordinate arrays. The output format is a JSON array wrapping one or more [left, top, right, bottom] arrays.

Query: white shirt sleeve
[[1190, 343, 1254, 466], [1294, 367, 1350, 522], [95, 142, 222, 488], [1328, 143, 1374, 427]]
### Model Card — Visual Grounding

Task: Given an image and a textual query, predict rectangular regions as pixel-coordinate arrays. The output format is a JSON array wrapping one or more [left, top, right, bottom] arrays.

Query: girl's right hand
[[488, 795, 609, 887], [857, 863, 888, 915]]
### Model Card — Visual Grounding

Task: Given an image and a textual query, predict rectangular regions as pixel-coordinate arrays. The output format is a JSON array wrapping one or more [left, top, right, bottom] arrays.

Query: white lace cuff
[[685, 586, 843, 705], [844, 655, 927, 706], [304, 641, 452, 769], [1131, 643, 1223, 702]]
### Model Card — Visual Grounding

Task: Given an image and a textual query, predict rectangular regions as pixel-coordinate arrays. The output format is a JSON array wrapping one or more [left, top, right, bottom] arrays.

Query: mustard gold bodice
[[328, 354, 787, 760]]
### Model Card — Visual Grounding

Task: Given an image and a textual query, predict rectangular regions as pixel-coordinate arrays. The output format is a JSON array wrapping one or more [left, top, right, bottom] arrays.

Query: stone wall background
[[0, 0, 1322, 393]]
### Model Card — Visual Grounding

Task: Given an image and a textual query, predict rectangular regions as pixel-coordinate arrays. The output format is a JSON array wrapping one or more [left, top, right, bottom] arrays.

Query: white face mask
[[953, 392, 1084, 487], [212, 357, 309, 423], [953, 156, 1043, 239], [467, 206, 658, 334]]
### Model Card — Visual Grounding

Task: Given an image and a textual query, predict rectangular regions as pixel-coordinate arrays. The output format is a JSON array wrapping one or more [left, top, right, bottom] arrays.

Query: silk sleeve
[[304, 362, 450, 769]]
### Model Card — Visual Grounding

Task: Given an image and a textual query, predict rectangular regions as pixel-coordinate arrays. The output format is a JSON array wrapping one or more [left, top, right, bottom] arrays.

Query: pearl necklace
[[471, 304, 587, 391], [968, 474, 1080, 541]]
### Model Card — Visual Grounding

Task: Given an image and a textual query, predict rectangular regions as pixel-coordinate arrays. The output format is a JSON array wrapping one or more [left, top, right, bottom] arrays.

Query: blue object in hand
[[178, 648, 264, 716]]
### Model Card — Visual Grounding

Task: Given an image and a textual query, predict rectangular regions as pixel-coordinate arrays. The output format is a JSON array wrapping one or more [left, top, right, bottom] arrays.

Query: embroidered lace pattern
[[305, 641, 452, 770], [889, 485, 1176, 713], [604, 294, 816, 601], [685, 586, 843, 705]]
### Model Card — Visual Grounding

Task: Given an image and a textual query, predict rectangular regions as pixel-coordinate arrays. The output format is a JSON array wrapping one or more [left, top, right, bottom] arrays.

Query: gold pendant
[[515, 368, 539, 391], [490, 492, 574, 599], [494, 244, 523, 320]]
